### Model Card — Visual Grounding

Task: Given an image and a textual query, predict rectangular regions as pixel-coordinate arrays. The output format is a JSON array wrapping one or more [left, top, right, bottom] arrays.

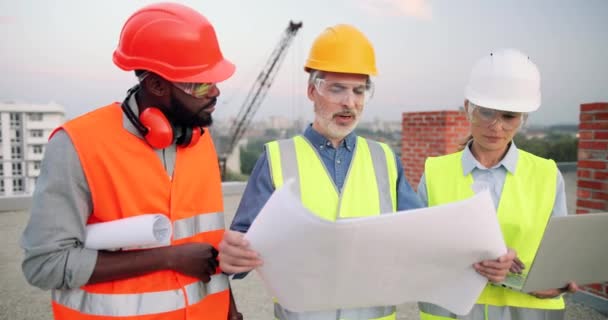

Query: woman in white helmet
[[417, 49, 578, 320]]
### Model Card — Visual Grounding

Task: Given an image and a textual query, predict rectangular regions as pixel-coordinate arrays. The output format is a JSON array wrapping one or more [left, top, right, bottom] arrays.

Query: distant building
[[362, 118, 402, 133], [521, 129, 547, 139], [225, 138, 247, 174], [520, 124, 579, 139], [0, 101, 65, 196], [269, 116, 292, 130]]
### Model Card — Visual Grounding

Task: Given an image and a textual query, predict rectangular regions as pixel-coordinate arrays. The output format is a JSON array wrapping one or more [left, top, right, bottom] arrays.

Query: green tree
[[547, 135, 578, 162], [239, 147, 259, 175], [514, 133, 577, 162], [239, 138, 274, 175]]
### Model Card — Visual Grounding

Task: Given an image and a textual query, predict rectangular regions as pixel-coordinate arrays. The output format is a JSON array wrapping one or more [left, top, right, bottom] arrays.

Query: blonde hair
[[458, 134, 473, 151]]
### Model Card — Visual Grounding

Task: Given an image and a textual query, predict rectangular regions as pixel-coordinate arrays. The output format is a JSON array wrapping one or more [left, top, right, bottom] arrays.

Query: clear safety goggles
[[313, 78, 374, 104], [468, 102, 524, 131], [137, 71, 215, 99]]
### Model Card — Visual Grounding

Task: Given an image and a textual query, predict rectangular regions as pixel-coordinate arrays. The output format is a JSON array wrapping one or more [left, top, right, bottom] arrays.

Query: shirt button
[[320, 145, 324, 150], [337, 159, 341, 164]]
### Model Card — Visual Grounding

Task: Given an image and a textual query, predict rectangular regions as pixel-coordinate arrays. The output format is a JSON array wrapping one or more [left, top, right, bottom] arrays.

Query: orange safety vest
[[51, 103, 229, 320]]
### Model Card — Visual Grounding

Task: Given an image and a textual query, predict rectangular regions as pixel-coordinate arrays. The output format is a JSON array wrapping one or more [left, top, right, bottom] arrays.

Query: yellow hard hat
[[304, 24, 377, 76]]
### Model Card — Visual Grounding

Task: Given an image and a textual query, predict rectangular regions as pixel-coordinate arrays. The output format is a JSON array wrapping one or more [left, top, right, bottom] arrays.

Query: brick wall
[[401, 110, 469, 190], [576, 102, 608, 298]]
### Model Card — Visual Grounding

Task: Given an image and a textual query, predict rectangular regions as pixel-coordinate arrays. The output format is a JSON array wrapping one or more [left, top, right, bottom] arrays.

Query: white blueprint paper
[[85, 214, 172, 250], [245, 182, 506, 315]]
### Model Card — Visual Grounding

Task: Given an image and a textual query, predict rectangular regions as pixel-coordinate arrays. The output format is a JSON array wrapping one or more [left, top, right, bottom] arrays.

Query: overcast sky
[[1, 0, 607, 126]]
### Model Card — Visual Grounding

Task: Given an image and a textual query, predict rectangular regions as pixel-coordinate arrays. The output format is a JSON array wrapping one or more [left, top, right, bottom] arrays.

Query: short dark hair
[[134, 70, 147, 78]]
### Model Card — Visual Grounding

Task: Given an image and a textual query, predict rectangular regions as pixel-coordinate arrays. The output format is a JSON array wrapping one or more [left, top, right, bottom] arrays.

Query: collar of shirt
[[461, 140, 519, 176], [302, 124, 356, 152], [122, 93, 145, 139]]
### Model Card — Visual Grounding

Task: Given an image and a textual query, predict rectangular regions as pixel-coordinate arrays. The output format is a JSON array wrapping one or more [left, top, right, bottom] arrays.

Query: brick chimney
[[577, 102, 608, 299], [401, 110, 469, 190]]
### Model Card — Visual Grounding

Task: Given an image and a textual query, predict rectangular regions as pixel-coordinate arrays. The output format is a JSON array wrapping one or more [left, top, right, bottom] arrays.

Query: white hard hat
[[465, 48, 541, 113]]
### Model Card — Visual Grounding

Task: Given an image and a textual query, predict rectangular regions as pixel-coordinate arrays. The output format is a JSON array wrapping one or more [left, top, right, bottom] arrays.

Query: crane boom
[[220, 21, 302, 178]]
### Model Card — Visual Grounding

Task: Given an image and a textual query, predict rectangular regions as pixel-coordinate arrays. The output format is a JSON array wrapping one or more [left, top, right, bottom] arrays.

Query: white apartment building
[[0, 101, 65, 196]]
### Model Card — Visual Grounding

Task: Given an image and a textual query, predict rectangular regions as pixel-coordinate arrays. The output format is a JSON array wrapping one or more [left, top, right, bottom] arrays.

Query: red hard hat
[[113, 3, 235, 83]]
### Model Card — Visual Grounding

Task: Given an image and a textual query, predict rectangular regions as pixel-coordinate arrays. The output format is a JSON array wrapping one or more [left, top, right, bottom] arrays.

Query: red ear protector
[[121, 85, 203, 149]]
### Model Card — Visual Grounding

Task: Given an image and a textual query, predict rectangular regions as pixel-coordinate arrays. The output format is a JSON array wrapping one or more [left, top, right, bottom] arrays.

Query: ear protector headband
[[121, 85, 203, 149]]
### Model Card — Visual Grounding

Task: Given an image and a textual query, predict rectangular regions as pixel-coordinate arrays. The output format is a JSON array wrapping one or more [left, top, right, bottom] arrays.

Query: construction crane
[[219, 20, 303, 178]]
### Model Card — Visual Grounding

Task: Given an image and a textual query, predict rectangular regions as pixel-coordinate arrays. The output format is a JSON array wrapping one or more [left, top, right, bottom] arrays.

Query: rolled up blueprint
[[85, 214, 172, 250]]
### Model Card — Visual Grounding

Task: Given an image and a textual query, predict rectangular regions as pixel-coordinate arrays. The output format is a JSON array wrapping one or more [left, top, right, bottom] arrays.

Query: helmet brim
[[170, 58, 236, 84]]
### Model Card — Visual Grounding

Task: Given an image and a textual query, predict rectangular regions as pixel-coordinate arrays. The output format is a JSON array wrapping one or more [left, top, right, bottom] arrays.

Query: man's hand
[[218, 230, 263, 274], [473, 248, 516, 283], [89, 242, 219, 285], [531, 281, 579, 299], [167, 243, 219, 283]]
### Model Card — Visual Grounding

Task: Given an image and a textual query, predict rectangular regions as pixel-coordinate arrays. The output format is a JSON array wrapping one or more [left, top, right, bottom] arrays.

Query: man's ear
[[307, 83, 315, 101], [142, 73, 170, 97]]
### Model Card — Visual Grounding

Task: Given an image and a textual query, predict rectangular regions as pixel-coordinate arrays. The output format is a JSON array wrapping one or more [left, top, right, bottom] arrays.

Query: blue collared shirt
[[417, 142, 567, 217], [230, 125, 423, 233]]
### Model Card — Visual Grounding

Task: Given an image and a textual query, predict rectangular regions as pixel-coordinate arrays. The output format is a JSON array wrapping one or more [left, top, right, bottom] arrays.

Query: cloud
[[5, 63, 122, 83], [358, 0, 433, 20], [0, 16, 17, 24]]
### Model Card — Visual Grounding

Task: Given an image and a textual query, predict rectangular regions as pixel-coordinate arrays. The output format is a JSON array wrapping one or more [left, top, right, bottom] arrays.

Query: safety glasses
[[172, 82, 215, 99], [468, 103, 524, 131], [137, 71, 215, 99], [313, 78, 374, 104]]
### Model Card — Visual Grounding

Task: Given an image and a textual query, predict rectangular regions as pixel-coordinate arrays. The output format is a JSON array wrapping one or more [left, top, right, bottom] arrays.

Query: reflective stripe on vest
[[52, 273, 229, 317], [418, 302, 456, 319], [275, 304, 396, 320], [266, 135, 398, 320], [420, 149, 563, 319], [419, 302, 566, 320], [126, 212, 225, 250], [173, 212, 225, 240], [365, 139, 394, 214]]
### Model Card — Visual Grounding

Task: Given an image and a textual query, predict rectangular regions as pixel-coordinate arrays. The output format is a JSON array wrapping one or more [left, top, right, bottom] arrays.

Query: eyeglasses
[[313, 78, 374, 104], [172, 82, 216, 99], [137, 71, 215, 99], [468, 103, 524, 131]]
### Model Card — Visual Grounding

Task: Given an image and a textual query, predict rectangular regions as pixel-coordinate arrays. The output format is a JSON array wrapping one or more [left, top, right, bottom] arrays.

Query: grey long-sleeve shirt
[[21, 96, 178, 290]]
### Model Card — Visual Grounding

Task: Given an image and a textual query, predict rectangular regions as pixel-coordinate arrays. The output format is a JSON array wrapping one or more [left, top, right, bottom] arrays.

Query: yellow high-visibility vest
[[420, 149, 563, 320]]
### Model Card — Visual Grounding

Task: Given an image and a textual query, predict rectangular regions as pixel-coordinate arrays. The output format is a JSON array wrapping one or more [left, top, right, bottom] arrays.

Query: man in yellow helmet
[[218, 25, 515, 320], [219, 24, 417, 320]]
